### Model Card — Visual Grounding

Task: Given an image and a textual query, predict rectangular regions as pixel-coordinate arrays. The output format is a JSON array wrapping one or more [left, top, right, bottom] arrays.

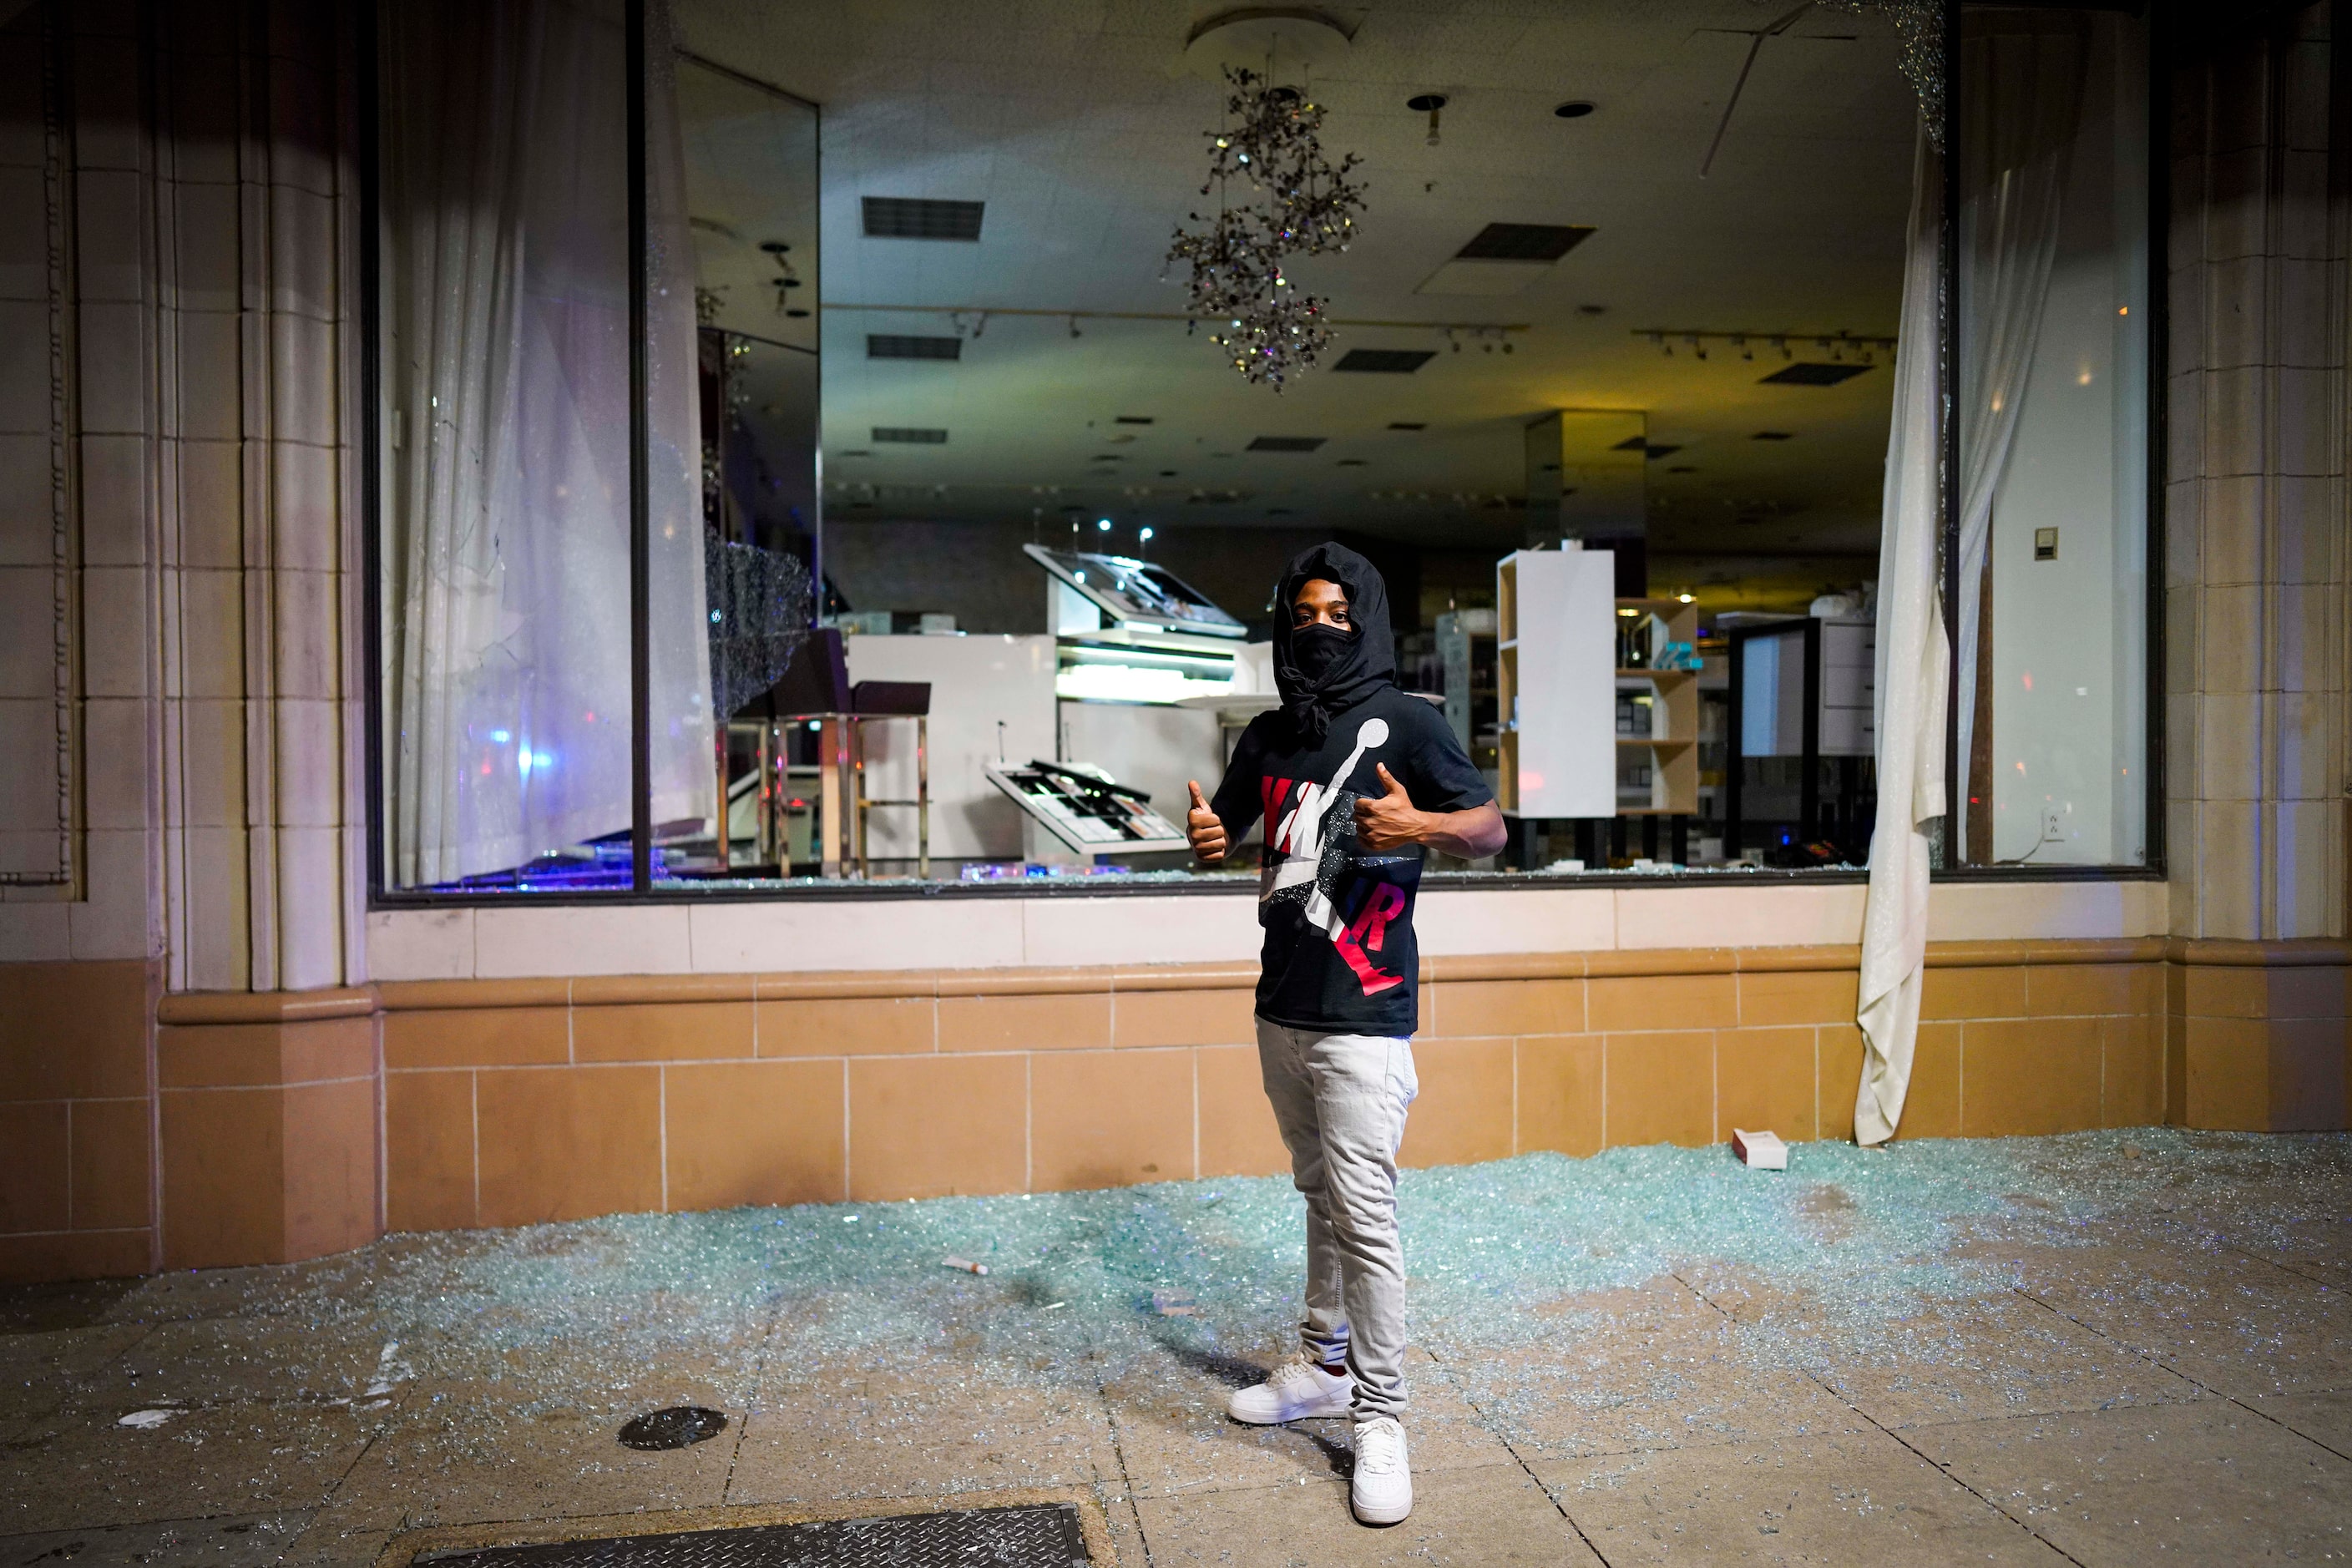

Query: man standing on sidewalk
[[1185, 542, 1505, 1525]]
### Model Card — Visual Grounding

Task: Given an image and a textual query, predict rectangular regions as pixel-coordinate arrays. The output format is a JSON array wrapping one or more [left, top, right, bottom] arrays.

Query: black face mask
[[1289, 622, 1354, 682], [1270, 544, 1395, 745]]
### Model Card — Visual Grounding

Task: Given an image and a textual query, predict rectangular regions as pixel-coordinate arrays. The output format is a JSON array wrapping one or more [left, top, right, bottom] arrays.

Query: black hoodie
[[1269, 542, 1397, 746], [1206, 544, 1493, 1034]]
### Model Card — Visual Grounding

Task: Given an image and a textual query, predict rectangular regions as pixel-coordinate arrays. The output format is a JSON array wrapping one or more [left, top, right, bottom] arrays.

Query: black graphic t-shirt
[[1208, 686, 1493, 1036]]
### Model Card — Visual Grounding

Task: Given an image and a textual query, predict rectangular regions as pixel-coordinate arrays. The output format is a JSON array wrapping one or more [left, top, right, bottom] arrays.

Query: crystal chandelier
[[1167, 68, 1366, 390]]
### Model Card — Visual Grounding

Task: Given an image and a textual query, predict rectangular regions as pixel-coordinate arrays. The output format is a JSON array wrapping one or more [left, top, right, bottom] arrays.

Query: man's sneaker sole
[[1351, 1493, 1412, 1526], [1226, 1388, 1353, 1424]]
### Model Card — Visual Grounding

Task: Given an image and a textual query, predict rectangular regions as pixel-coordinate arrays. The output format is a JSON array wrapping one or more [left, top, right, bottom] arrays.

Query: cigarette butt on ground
[[943, 1256, 989, 1275]]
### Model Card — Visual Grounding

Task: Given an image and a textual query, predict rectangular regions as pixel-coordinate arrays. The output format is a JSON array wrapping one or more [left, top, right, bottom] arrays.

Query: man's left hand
[[1353, 764, 1428, 851]]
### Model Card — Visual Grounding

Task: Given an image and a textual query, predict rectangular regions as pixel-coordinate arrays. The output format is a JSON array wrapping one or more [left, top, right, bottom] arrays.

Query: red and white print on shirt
[[1256, 716, 1407, 996]]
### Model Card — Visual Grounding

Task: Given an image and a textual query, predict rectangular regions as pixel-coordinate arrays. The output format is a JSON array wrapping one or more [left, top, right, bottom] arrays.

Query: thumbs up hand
[[1353, 763, 1428, 851], [1186, 781, 1228, 864]]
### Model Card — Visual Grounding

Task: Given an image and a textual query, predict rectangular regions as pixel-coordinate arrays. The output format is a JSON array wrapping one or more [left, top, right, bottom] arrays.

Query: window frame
[[1940, 0, 2168, 880], [362, 0, 2167, 911]]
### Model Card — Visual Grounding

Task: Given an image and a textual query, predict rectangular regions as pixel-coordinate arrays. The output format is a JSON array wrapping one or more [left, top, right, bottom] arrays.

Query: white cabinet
[[1495, 548, 1616, 817]]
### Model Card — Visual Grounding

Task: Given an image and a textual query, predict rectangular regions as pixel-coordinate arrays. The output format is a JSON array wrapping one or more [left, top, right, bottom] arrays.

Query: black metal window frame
[[362, 0, 2166, 909], [1935, 0, 2167, 885]]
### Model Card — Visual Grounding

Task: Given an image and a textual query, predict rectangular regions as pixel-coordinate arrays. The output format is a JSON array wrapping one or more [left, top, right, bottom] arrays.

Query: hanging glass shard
[[1827, 0, 1945, 148], [704, 533, 812, 721], [1166, 68, 1366, 390]]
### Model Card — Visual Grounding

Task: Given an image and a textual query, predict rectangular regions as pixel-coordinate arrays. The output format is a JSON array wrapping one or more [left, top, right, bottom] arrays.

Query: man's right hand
[[1186, 781, 1227, 864]]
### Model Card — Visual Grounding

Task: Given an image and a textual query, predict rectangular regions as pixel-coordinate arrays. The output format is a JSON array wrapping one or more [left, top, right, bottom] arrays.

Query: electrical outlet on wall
[[2041, 807, 2065, 842]]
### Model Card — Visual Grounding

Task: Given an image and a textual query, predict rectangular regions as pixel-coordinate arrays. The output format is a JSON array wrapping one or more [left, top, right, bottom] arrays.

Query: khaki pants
[[1255, 1016, 1418, 1420]]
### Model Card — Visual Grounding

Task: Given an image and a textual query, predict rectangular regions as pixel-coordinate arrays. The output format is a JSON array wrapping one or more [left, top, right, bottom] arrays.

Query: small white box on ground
[[1732, 1129, 1788, 1170]]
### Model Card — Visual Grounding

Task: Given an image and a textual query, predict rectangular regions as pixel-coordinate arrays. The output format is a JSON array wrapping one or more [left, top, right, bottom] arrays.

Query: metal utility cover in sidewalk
[[415, 1505, 1092, 1568]]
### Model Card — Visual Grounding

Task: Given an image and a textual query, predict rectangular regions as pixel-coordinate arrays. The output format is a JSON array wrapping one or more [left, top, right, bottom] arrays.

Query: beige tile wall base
[[153, 988, 380, 1271], [365, 936, 2332, 1237], [0, 960, 159, 1284], [2168, 938, 2352, 1130], [5, 933, 2344, 1282]]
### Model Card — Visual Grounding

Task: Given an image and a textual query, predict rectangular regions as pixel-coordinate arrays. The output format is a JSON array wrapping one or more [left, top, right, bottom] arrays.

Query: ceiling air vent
[[867, 335, 962, 361], [1752, 431, 1795, 440], [872, 427, 948, 444], [1387, 422, 1426, 431], [1247, 437, 1326, 452], [1611, 437, 1682, 459], [1758, 362, 1871, 387], [1114, 415, 1155, 425], [1419, 223, 1595, 296], [862, 197, 984, 240], [1333, 348, 1436, 374], [1454, 223, 1595, 261]]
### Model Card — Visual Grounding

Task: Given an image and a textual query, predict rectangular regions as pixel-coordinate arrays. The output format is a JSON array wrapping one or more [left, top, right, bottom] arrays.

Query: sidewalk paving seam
[[1086, 1332, 1153, 1568], [2008, 1282, 2352, 1465], [1416, 1337, 1616, 1566], [1667, 1269, 2086, 1567]]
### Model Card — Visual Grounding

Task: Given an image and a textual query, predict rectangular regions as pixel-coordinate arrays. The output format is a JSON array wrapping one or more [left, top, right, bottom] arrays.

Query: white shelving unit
[[1495, 547, 1616, 817], [1613, 597, 1702, 817]]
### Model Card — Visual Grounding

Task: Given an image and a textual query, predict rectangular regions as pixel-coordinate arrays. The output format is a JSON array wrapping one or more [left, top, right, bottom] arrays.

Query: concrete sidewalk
[[2, 1130, 2347, 1566]]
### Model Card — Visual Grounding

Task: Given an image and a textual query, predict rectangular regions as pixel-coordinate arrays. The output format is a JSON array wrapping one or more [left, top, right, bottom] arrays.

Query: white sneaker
[[1350, 1416, 1413, 1525], [1227, 1358, 1353, 1424]]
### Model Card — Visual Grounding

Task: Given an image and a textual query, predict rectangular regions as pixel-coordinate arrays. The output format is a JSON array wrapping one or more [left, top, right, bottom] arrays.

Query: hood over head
[[1270, 542, 1395, 745]]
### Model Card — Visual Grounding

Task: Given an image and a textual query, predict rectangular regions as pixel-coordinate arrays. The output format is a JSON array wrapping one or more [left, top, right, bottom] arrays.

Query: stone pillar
[[0, 0, 377, 1278], [2165, 2, 2352, 1126]]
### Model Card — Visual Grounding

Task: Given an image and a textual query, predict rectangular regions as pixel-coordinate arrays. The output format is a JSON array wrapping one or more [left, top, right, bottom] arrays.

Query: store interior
[[377, 1, 2147, 893]]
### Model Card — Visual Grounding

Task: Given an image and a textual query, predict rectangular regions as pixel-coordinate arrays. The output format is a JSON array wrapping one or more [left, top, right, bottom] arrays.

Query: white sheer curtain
[[1953, 18, 2088, 852], [382, 0, 710, 887], [1856, 129, 1950, 1147]]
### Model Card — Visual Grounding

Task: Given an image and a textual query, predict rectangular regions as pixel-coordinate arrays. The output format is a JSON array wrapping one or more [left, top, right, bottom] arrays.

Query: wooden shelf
[[1615, 596, 1701, 816]]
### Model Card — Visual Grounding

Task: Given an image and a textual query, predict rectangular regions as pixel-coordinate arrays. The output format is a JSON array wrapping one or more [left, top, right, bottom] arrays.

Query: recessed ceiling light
[[1405, 94, 1447, 147], [1554, 100, 1596, 119]]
